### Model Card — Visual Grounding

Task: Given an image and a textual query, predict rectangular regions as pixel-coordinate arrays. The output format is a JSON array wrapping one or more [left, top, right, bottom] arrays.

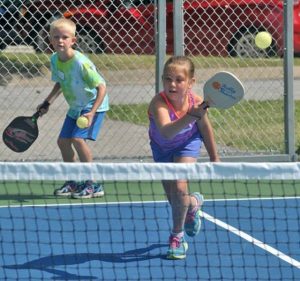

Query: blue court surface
[[1, 198, 300, 281]]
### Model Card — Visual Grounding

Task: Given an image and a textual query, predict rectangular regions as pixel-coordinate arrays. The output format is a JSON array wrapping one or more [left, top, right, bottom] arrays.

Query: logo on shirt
[[57, 70, 65, 80]]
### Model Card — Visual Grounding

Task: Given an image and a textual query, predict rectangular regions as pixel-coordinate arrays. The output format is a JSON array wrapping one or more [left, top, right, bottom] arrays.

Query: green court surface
[[1, 180, 299, 206]]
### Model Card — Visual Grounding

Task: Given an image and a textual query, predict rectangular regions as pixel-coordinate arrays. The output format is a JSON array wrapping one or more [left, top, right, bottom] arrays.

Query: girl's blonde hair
[[50, 18, 76, 36], [163, 56, 195, 79]]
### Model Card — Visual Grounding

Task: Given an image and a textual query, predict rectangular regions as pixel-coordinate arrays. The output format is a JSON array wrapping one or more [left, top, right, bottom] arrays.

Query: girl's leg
[[163, 156, 197, 234], [162, 179, 190, 234], [163, 178, 189, 259], [173, 157, 204, 237], [57, 138, 77, 162]]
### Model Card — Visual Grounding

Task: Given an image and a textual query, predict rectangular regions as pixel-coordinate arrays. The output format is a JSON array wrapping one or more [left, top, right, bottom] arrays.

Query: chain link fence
[[178, 0, 296, 161], [0, 0, 298, 162]]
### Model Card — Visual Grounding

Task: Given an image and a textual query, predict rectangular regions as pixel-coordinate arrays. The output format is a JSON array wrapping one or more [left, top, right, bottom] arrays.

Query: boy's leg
[[57, 138, 77, 162], [58, 115, 79, 162], [72, 138, 92, 162], [71, 111, 105, 162], [69, 112, 106, 199]]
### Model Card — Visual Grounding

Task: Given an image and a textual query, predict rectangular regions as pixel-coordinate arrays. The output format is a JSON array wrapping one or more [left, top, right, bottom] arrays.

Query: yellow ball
[[255, 31, 272, 49], [76, 116, 89, 128]]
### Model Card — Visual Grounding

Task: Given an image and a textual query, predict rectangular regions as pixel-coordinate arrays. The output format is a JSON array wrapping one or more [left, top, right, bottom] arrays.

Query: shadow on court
[[0, 194, 54, 204], [4, 243, 168, 280]]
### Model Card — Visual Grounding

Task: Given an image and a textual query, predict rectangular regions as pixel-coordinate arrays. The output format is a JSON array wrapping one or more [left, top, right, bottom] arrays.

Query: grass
[[0, 53, 49, 76], [2, 53, 300, 72], [107, 100, 300, 153]]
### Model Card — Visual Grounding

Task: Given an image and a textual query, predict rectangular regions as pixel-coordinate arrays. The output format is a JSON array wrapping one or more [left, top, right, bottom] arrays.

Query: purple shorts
[[150, 133, 202, 163], [59, 111, 105, 141]]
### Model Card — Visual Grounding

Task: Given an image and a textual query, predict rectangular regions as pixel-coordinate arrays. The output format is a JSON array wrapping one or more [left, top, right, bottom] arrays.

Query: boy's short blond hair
[[50, 18, 76, 36]]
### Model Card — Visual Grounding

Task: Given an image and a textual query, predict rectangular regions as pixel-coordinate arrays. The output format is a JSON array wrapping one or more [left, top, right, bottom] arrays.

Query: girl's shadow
[[4, 243, 168, 280]]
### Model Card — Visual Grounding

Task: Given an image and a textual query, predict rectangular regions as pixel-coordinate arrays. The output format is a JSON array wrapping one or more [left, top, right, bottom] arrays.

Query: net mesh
[[1, 162, 300, 280]]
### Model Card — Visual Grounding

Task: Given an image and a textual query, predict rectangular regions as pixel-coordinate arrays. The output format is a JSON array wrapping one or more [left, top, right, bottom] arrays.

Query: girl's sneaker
[[166, 234, 188, 260], [53, 181, 79, 196], [72, 181, 104, 199], [184, 192, 204, 237]]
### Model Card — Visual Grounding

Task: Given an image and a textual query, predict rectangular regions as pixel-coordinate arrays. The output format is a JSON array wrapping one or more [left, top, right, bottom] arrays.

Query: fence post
[[283, 0, 296, 161], [173, 0, 184, 56], [155, 0, 166, 94]]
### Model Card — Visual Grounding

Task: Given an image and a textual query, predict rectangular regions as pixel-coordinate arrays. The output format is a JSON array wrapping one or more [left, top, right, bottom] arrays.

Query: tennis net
[[0, 162, 300, 281]]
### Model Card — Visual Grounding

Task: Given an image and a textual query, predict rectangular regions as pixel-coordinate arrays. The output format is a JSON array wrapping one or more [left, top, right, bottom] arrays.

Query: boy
[[37, 18, 109, 199]]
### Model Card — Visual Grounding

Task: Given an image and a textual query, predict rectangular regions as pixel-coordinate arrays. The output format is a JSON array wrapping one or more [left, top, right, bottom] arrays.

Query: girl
[[148, 56, 219, 259]]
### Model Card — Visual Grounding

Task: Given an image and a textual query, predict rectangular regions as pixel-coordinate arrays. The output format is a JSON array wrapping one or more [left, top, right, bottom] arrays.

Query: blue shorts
[[150, 133, 202, 163], [59, 111, 105, 141]]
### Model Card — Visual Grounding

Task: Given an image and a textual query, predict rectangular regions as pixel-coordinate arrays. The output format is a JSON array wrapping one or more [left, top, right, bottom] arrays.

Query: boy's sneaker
[[166, 234, 188, 260], [184, 192, 204, 237], [54, 181, 79, 196], [72, 181, 104, 199]]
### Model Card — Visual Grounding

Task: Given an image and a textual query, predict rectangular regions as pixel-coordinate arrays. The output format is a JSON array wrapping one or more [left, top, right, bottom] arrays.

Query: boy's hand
[[82, 111, 95, 127], [37, 101, 50, 116]]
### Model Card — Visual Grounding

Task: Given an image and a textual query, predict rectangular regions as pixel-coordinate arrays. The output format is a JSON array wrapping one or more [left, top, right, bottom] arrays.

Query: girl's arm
[[197, 114, 220, 162]]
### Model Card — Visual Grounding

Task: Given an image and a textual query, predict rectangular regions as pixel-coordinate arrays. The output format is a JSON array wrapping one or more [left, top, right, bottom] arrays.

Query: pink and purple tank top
[[148, 91, 201, 152]]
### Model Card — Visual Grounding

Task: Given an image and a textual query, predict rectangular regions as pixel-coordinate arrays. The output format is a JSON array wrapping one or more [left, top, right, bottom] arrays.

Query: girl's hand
[[210, 156, 221, 162], [187, 101, 209, 119]]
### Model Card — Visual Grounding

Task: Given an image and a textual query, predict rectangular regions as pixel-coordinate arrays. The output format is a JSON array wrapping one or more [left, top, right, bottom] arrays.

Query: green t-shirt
[[51, 50, 109, 119]]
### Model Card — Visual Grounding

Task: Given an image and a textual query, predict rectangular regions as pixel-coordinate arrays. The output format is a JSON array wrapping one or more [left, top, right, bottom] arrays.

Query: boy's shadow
[[4, 243, 168, 280]]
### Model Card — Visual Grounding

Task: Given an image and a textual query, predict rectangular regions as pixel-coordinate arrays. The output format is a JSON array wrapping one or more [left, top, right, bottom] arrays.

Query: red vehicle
[[178, 0, 284, 57], [292, 0, 300, 55], [10, 0, 300, 57]]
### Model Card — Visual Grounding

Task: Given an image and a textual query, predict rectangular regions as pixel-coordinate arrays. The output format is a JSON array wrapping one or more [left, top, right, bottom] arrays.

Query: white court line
[[202, 211, 300, 269], [2, 196, 300, 208]]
